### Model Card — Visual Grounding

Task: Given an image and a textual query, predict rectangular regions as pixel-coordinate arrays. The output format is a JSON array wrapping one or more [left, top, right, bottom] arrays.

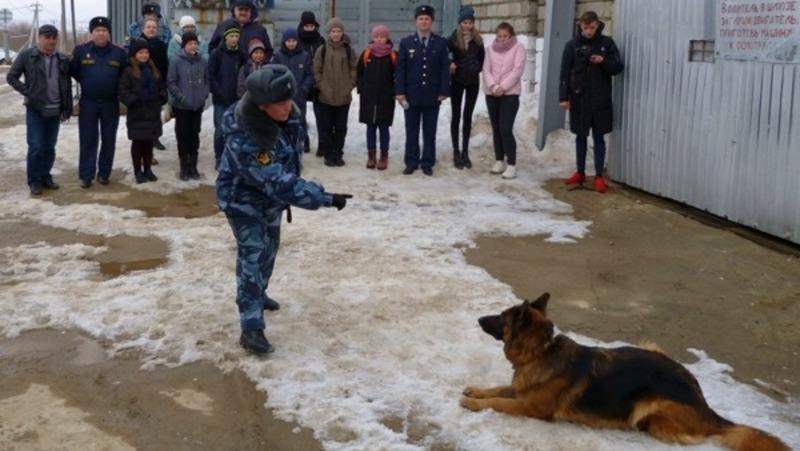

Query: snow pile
[[0, 93, 797, 450]]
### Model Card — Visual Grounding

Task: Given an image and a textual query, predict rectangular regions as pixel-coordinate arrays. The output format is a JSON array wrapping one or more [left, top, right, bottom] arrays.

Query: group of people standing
[[7, 1, 543, 196]]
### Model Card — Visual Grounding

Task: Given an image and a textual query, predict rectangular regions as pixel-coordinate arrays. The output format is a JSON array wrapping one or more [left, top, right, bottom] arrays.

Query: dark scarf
[[140, 63, 157, 101], [368, 42, 392, 58], [298, 28, 323, 45], [492, 36, 517, 53]]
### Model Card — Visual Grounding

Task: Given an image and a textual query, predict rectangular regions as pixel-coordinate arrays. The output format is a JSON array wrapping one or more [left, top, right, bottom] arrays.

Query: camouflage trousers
[[225, 213, 282, 332]]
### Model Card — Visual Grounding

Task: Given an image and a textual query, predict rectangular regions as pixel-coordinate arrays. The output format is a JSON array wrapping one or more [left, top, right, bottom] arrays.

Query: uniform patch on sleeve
[[256, 151, 272, 166]]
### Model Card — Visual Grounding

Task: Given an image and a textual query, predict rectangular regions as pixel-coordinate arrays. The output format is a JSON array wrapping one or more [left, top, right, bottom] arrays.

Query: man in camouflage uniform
[[217, 65, 352, 355]]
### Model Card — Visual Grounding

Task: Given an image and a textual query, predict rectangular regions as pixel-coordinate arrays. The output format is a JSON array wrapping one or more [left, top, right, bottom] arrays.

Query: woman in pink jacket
[[483, 22, 526, 179]]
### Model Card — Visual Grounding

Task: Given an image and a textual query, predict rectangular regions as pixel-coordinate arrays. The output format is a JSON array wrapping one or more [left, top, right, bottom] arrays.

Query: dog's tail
[[715, 424, 790, 451]]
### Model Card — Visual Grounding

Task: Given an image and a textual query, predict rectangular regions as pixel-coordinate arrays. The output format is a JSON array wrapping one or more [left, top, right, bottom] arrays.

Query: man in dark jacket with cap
[[559, 11, 623, 193], [216, 65, 352, 354], [297, 11, 325, 154], [396, 5, 451, 176], [70, 16, 127, 188], [7, 25, 73, 195], [208, 0, 273, 60]]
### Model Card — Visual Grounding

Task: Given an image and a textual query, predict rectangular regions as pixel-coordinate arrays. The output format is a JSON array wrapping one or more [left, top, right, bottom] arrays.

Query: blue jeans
[[214, 103, 228, 167], [26, 107, 61, 187], [78, 99, 119, 181], [576, 129, 607, 177], [366, 124, 390, 151], [404, 105, 440, 170]]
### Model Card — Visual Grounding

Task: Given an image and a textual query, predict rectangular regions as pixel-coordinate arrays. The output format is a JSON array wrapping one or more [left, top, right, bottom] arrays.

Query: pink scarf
[[368, 42, 393, 58], [492, 36, 517, 53]]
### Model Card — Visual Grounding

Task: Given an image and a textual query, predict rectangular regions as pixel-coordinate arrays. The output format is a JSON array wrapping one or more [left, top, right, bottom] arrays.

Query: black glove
[[330, 193, 353, 211]]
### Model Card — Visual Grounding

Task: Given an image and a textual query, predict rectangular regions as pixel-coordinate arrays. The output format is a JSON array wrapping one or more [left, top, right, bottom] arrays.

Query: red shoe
[[594, 176, 608, 193], [565, 171, 585, 185]]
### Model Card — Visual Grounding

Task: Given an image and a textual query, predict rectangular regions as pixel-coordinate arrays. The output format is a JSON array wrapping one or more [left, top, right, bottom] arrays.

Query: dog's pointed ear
[[529, 293, 550, 314]]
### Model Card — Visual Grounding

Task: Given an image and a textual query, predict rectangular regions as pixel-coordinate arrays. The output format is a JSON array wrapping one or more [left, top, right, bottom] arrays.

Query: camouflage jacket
[[216, 98, 333, 218]]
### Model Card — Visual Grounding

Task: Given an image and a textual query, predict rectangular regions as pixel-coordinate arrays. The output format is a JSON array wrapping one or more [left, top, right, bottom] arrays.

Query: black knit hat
[[89, 16, 111, 33], [300, 11, 320, 28], [181, 32, 199, 48], [246, 64, 297, 105], [142, 2, 161, 17], [129, 38, 149, 57], [415, 5, 435, 19]]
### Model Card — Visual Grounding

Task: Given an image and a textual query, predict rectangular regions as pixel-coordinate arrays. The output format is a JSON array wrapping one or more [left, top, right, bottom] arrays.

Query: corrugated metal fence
[[612, 0, 800, 244]]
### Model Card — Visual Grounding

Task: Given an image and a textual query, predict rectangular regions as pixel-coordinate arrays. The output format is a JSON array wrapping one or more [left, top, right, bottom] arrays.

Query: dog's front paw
[[460, 396, 484, 412], [462, 386, 486, 398]]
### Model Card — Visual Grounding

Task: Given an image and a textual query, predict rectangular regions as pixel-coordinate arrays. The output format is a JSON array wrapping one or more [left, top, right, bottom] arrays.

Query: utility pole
[[60, 0, 67, 52], [70, 0, 76, 50], [0, 8, 12, 63], [28, 2, 42, 49]]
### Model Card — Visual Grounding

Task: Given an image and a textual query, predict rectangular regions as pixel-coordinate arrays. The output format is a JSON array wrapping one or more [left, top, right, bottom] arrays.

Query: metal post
[[3, 29, 9, 64], [70, 0, 77, 50], [534, 0, 576, 150], [60, 0, 68, 52]]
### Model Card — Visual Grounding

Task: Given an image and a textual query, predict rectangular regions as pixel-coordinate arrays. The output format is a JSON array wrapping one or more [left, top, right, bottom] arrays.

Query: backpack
[[319, 41, 354, 66], [362, 48, 397, 67]]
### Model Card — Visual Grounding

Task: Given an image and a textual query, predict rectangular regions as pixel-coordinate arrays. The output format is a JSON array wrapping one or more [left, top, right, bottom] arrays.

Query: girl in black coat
[[132, 18, 170, 153], [119, 39, 168, 183], [357, 25, 396, 170], [448, 6, 485, 169]]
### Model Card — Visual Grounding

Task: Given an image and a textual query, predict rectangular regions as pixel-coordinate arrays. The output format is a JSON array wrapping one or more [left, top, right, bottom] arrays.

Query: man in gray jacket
[[6, 25, 73, 195]]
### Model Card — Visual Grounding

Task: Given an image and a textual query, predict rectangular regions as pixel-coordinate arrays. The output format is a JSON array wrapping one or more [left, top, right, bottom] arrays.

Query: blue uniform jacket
[[216, 98, 333, 219], [70, 42, 128, 102], [395, 33, 451, 107]]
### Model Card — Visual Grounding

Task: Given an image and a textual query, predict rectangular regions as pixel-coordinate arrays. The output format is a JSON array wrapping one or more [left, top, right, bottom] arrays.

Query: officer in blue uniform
[[395, 5, 451, 176], [216, 65, 352, 355], [70, 17, 127, 188]]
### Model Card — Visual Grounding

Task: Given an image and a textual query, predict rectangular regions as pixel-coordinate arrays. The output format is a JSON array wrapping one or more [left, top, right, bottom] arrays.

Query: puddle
[[46, 180, 219, 219], [0, 219, 169, 280]]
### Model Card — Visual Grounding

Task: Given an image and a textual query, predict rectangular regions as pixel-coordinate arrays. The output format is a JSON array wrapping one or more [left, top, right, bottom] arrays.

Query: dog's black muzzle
[[478, 315, 504, 341]]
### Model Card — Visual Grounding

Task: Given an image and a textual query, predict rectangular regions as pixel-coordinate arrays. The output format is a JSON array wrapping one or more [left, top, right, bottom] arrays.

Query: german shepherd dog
[[461, 294, 790, 451]]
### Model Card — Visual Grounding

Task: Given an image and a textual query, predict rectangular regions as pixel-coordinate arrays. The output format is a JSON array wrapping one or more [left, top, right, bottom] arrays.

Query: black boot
[[239, 330, 274, 355], [453, 150, 464, 170], [462, 136, 473, 169], [189, 154, 200, 180], [263, 295, 280, 312], [154, 138, 166, 150], [144, 165, 158, 182], [134, 168, 147, 184], [178, 154, 190, 181]]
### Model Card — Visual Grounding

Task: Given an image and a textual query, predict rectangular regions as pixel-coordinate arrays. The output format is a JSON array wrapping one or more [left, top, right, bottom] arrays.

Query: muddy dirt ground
[[1, 170, 798, 449], [467, 179, 800, 401]]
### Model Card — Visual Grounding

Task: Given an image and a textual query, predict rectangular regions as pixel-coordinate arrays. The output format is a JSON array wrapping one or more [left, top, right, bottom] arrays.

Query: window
[[689, 40, 715, 63]]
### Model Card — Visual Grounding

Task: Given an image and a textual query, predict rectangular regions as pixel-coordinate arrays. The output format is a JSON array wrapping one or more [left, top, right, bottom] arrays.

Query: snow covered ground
[[0, 92, 798, 450]]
